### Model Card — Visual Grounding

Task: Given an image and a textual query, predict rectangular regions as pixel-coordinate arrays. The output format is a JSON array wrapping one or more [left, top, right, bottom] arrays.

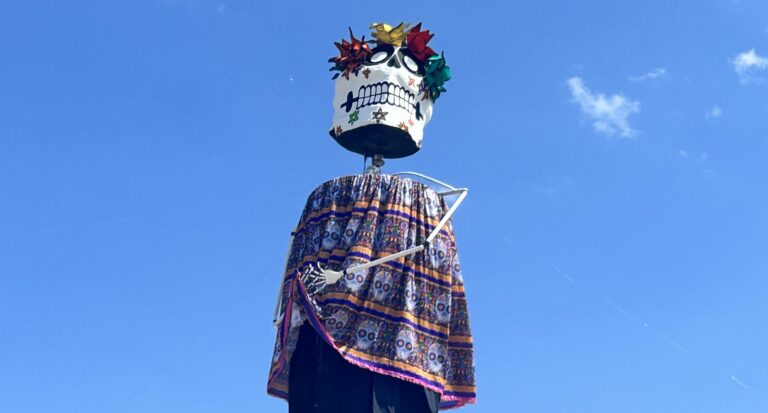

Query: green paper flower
[[423, 52, 451, 101]]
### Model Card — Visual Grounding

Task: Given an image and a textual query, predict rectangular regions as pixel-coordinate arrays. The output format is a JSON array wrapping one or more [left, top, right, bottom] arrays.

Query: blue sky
[[1, 0, 767, 412]]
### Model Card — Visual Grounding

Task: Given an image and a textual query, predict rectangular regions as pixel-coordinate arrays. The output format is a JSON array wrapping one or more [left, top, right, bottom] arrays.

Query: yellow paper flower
[[369, 22, 410, 47]]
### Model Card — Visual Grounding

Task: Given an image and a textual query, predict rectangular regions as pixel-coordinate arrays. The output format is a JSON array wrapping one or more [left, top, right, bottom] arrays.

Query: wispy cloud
[[706, 105, 722, 119], [567, 77, 641, 138], [729, 375, 752, 390], [628, 67, 667, 82], [678, 149, 709, 162], [733, 49, 768, 85]]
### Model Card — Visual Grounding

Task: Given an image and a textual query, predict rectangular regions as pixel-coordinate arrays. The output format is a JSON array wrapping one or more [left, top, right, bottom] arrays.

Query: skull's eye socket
[[402, 55, 419, 72], [370, 51, 388, 63], [399, 48, 424, 75], [366, 45, 394, 65]]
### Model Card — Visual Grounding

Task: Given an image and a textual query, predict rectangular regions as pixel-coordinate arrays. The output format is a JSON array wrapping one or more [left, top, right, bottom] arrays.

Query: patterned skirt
[[267, 174, 476, 410]]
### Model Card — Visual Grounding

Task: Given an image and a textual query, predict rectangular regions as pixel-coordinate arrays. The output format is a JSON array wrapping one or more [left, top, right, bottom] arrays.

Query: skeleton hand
[[299, 262, 344, 296]]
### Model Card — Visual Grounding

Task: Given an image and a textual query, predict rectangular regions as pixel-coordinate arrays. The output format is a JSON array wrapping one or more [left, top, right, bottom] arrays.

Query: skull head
[[451, 254, 464, 283], [328, 23, 450, 159], [321, 219, 342, 250], [404, 277, 420, 312], [428, 237, 447, 269], [426, 342, 447, 374], [433, 292, 451, 324], [330, 45, 433, 158], [395, 328, 417, 361], [354, 319, 380, 350], [343, 260, 368, 292], [370, 268, 394, 302], [324, 308, 349, 340], [341, 217, 360, 248]]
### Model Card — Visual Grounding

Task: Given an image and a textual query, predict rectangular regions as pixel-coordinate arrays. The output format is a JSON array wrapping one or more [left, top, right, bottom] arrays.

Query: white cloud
[[706, 105, 722, 119], [628, 67, 667, 82], [567, 77, 641, 138], [733, 49, 768, 85]]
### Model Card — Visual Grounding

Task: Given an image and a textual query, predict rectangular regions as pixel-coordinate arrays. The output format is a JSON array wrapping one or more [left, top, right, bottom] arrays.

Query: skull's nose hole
[[387, 55, 401, 69]]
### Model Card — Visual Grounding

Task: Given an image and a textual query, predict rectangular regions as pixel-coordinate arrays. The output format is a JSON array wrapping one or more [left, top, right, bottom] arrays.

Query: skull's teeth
[[353, 81, 418, 114]]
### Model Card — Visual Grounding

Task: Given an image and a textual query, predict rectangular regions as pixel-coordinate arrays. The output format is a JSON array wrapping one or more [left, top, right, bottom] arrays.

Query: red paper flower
[[405, 23, 436, 62], [328, 28, 372, 79]]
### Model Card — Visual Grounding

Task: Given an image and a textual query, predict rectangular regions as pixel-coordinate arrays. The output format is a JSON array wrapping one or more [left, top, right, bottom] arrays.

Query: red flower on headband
[[405, 23, 436, 62], [329, 28, 372, 79]]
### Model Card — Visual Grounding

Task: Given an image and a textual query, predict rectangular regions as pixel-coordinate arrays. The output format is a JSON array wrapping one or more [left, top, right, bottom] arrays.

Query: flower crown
[[328, 22, 451, 101]]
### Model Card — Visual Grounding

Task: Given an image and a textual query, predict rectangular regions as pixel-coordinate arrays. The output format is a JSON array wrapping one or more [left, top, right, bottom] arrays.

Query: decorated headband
[[329, 23, 451, 101], [328, 22, 452, 158]]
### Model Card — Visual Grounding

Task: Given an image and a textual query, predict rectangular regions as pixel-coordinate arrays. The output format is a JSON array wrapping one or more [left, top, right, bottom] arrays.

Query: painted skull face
[[341, 217, 360, 248], [425, 192, 441, 218], [370, 269, 394, 302], [321, 219, 342, 250], [426, 342, 447, 374], [343, 262, 368, 292], [395, 328, 417, 361], [433, 292, 451, 324], [330, 45, 434, 159], [354, 320, 380, 350], [404, 277, 420, 312], [428, 237, 448, 269], [324, 308, 349, 339], [451, 254, 464, 283]]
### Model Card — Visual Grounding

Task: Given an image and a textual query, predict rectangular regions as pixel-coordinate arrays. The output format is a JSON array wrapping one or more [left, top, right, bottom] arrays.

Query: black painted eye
[[403, 55, 418, 72], [365, 45, 395, 65], [371, 51, 388, 63], [399, 48, 425, 75]]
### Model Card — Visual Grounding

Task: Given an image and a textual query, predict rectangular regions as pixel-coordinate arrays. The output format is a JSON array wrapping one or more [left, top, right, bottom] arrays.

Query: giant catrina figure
[[267, 22, 476, 412]]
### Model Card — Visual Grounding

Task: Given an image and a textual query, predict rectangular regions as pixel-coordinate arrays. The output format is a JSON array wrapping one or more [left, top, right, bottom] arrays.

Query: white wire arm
[[391, 171, 458, 191]]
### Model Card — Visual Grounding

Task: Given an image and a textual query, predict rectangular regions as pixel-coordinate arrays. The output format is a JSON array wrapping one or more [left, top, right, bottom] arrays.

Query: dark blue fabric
[[289, 323, 440, 413]]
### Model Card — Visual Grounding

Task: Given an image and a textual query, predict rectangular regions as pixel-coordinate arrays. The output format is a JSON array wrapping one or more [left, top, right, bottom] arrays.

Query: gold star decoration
[[398, 122, 409, 132], [334, 125, 343, 136], [371, 108, 388, 124], [363, 68, 371, 79]]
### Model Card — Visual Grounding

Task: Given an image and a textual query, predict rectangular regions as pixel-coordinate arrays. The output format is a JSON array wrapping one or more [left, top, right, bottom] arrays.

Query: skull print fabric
[[267, 174, 476, 410]]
